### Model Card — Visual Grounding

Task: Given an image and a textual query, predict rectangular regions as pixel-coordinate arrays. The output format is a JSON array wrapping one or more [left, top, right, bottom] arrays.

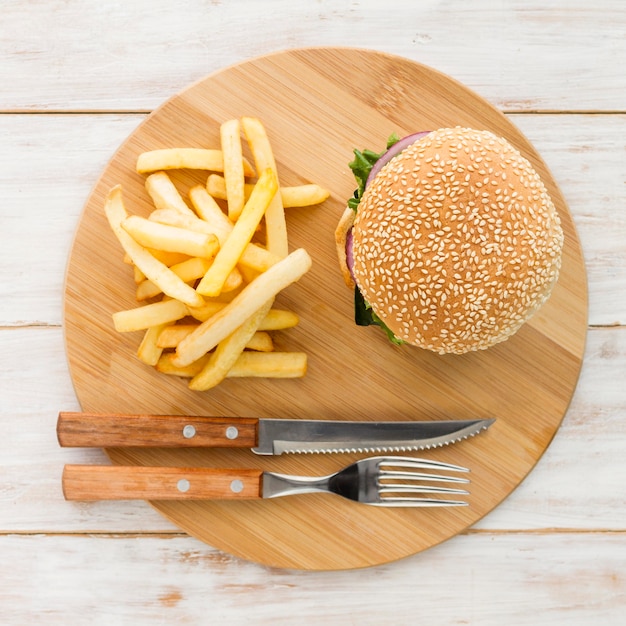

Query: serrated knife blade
[[57, 412, 495, 455], [253, 417, 495, 454]]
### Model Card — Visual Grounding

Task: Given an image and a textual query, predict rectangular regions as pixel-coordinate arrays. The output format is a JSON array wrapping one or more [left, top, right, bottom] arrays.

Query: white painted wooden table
[[1, 1, 624, 623]]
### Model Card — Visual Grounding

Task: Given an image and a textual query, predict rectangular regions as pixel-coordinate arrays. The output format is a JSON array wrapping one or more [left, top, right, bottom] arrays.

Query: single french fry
[[205, 174, 232, 201], [221, 267, 243, 292], [157, 324, 271, 351], [244, 331, 274, 352], [188, 185, 229, 225], [188, 301, 297, 330], [236, 264, 260, 285], [280, 184, 330, 207], [186, 301, 227, 322], [104, 186, 204, 307], [137, 323, 167, 366], [147, 249, 191, 267], [156, 324, 200, 348], [227, 352, 307, 378], [207, 174, 330, 208], [189, 300, 274, 391], [157, 351, 305, 379], [137, 148, 255, 176], [173, 248, 312, 366], [149, 208, 216, 235], [133, 264, 145, 284], [136, 257, 211, 301], [122, 215, 219, 259], [257, 309, 299, 331], [189, 186, 280, 272], [144, 172, 195, 216], [241, 117, 288, 258], [112, 299, 188, 333], [196, 168, 278, 297], [220, 119, 246, 221], [156, 352, 209, 378]]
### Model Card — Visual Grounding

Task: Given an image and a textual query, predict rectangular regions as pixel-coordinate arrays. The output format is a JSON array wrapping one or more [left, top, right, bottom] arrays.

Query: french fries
[[173, 248, 311, 366], [104, 186, 204, 308], [188, 300, 274, 391], [196, 168, 278, 297], [188, 186, 281, 272], [105, 116, 328, 390]]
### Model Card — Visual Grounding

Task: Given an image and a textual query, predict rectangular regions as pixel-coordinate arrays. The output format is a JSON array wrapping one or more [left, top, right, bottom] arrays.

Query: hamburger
[[335, 127, 564, 354]]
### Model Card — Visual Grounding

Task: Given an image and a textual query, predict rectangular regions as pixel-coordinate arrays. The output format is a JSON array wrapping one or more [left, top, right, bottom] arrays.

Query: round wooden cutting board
[[63, 48, 587, 570]]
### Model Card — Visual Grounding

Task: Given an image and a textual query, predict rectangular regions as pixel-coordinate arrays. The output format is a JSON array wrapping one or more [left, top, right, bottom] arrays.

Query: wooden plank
[[0, 113, 624, 327], [0, 1, 625, 113], [0, 533, 624, 624], [1, 323, 624, 533], [0, 114, 144, 326]]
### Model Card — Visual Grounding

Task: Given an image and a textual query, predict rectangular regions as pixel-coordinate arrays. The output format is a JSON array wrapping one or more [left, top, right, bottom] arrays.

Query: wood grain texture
[[63, 48, 587, 570], [62, 465, 264, 501], [57, 412, 260, 449]]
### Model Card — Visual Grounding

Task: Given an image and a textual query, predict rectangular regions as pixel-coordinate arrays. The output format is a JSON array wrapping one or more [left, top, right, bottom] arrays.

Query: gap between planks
[[2, 529, 625, 537]]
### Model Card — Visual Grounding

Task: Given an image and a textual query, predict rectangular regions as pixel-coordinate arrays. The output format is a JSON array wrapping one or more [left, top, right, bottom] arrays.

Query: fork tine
[[377, 457, 470, 473], [379, 485, 470, 496], [373, 497, 469, 507], [379, 470, 470, 484]]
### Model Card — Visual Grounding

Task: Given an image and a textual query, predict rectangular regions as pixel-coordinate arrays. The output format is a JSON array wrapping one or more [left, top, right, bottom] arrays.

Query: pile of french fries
[[104, 117, 329, 391]]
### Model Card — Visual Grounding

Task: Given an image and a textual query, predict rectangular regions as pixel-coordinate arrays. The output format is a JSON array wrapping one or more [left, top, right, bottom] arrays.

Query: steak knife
[[57, 412, 494, 455]]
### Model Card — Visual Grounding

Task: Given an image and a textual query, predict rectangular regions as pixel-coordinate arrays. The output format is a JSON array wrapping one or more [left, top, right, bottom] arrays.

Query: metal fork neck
[[262, 472, 331, 499]]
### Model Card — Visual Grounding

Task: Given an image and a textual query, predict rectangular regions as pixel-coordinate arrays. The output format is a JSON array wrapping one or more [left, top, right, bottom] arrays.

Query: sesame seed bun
[[348, 127, 564, 354]]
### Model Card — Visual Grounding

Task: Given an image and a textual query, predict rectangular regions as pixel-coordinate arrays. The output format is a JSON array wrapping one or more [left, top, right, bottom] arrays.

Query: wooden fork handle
[[62, 465, 263, 501], [57, 411, 259, 449]]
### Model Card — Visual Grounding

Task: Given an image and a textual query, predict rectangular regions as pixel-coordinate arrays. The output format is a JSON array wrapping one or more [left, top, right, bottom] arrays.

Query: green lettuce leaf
[[354, 287, 405, 345], [347, 133, 400, 212]]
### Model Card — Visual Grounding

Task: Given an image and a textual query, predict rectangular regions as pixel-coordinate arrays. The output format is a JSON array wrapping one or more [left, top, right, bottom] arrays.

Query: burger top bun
[[351, 127, 564, 354]]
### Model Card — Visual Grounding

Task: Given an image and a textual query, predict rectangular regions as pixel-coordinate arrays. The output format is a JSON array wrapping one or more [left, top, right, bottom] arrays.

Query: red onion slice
[[345, 228, 355, 281], [365, 131, 431, 187]]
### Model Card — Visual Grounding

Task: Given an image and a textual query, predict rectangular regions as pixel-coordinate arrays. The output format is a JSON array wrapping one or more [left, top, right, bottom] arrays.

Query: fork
[[62, 456, 470, 507]]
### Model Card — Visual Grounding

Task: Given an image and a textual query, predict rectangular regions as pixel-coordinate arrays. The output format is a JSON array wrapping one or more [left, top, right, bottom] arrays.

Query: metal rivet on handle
[[225, 426, 239, 440], [182, 424, 196, 439], [230, 479, 244, 494], [177, 479, 190, 493]]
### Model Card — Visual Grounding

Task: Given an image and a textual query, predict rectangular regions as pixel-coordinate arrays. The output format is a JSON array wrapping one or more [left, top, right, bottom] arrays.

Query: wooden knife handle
[[57, 412, 259, 448], [62, 465, 264, 501]]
